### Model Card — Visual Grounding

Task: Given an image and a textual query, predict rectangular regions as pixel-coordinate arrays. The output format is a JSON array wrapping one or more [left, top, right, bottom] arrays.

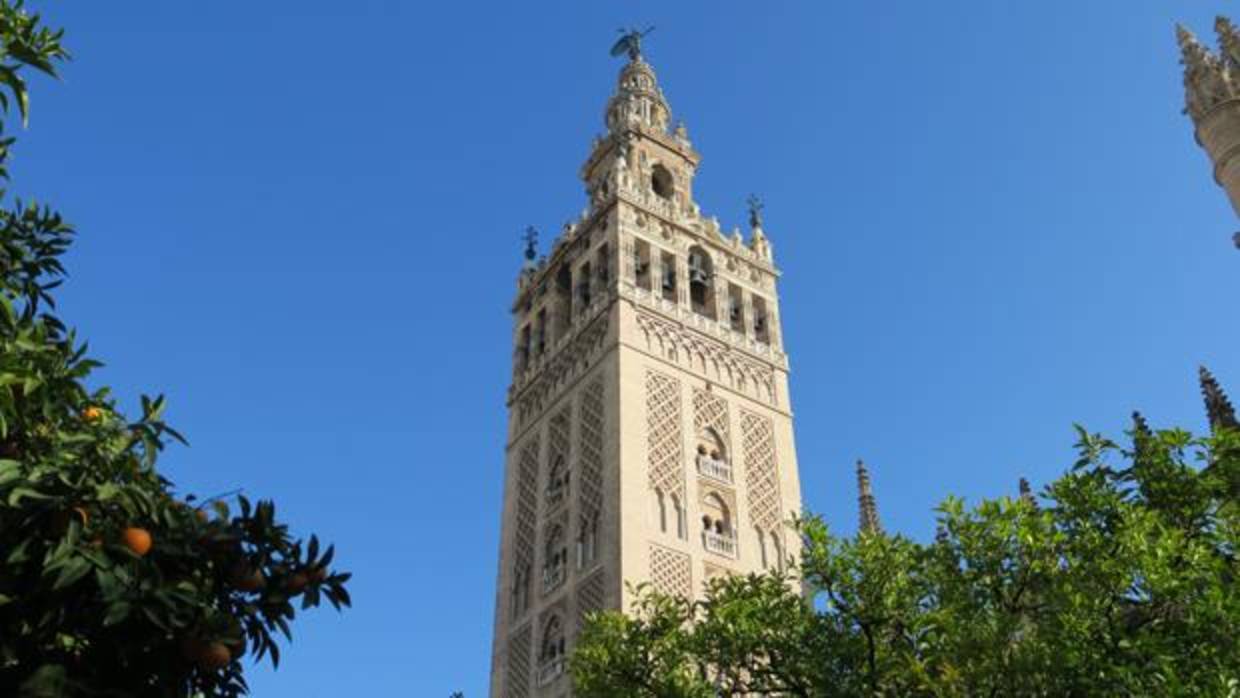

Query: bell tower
[[489, 34, 803, 697]]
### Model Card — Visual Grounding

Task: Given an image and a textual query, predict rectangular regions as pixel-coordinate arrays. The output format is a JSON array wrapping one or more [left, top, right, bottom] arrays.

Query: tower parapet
[[1178, 18, 1240, 232]]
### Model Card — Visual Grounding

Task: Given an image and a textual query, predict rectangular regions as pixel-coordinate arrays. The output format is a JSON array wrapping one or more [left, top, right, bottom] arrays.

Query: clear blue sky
[[15, 2, 1239, 695]]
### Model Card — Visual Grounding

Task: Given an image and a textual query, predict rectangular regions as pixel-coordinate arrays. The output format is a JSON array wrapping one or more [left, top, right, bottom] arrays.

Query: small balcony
[[702, 530, 737, 558], [542, 564, 566, 594], [537, 657, 566, 686], [696, 456, 732, 483]]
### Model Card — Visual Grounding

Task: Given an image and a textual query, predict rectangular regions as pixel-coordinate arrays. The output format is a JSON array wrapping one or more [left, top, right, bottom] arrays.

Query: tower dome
[[604, 57, 671, 133]]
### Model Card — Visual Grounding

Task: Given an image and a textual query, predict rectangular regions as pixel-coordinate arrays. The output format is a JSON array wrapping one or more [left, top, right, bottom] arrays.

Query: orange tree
[[0, 4, 350, 696]]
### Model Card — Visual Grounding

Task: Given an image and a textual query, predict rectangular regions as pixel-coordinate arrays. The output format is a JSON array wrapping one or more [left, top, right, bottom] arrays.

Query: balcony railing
[[703, 531, 737, 558], [537, 657, 566, 686], [542, 565, 566, 594], [696, 456, 732, 483]]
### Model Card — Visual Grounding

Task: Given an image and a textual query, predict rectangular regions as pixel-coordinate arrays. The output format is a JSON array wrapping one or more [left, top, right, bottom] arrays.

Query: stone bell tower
[[488, 34, 803, 697], [1177, 17, 1240, 247]]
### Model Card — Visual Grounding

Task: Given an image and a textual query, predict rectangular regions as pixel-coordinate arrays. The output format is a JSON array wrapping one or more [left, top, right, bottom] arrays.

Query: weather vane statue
[[610, 26, 655, 61]]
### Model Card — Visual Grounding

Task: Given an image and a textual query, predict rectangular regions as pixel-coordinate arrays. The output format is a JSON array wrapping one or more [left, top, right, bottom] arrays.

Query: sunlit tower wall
[[487, 43, 804, 697], [1178, 17, 1240, 246]]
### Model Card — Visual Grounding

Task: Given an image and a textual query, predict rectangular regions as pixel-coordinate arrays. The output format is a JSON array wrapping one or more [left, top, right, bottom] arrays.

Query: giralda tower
[[488, 34, 803, 696]]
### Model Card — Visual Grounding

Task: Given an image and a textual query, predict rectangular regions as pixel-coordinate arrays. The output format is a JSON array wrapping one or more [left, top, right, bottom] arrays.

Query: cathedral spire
[[1199, 365, 1238, 432], [856, 459, 882, 535]]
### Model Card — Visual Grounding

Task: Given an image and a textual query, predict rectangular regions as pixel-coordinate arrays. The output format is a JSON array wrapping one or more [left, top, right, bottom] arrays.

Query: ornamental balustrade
[[702, 530, 736, 558], [696, 455, 732, 483]]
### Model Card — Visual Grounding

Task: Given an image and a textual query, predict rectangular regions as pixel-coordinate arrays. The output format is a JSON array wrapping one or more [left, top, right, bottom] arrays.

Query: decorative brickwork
[[546, 405, 571, 509], [505, 623, 531, 698], [741, 410, 781, 530], [513, 436, 541, 605], [576, 570, 606, 631], [649, 544, 692, 599], [646, 370, 685, 500], [578, 378, 605, 518], [692, 387, 730, 446]]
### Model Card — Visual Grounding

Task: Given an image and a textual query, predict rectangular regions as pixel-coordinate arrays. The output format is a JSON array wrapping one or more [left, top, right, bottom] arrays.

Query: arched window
[[695, 428, 731, 482], [546, 455, 568, 507], [651, 164, 674, 199], [771, 531, 784, 573], [538, 615, 567, 685], [702, 493, 731, 535], [511, 562, 531, 616], [577, 513, 598, 567], [687, 246, 715, 319], [701, 493, 736, 557], [543, 525, 567, 593], [655, 488, 667, 533], [671, 494, 686, 540], [554, 265, 573, 336]]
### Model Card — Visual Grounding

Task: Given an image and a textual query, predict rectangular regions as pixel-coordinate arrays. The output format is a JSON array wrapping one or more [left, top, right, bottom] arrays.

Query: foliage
[[573, 421, 1239, 696], [0, 4, 350, 696]]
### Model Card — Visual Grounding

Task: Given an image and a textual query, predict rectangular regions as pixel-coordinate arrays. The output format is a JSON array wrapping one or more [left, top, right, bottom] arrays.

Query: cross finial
[[747, 194, 764, 228], [522, 226, 538, 262]]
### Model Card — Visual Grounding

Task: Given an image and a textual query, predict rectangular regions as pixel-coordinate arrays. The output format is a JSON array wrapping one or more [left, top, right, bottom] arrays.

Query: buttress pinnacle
[[1199, 366, 1239, 432], [855, 459, 882, 535], [1018, 477, 1037, 509]]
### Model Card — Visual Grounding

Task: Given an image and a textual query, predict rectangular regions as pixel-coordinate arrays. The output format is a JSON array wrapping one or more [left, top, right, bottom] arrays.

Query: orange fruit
[[285, 572, 309, 595], [82, 406, 103, 422], [194, 642, 232, 672], [121, 527, 152, 556]]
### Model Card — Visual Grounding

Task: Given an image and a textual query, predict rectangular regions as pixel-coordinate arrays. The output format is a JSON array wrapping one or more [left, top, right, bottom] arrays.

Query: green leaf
[[7, 485, 48, 505], [102, 601, 130, 627], [51, 556, 89, 590]]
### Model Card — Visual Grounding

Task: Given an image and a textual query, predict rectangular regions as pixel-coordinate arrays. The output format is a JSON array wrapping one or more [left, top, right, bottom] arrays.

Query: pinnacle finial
[[747, 194, 764, 229], [1177, 23, 1200, 49], [522, 226, 538, 264], [1216, 15, 1240, 69], [1018, 477, 1038, 509], [1132, 411, 1155, 468], [856, 459, 882, 535], [1199, 365, 1238, 432]]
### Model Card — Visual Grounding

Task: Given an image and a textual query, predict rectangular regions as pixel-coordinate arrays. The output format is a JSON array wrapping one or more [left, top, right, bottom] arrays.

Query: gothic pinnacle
[[1217, 16, 1240, 70], [855, 459, 882, 535], [1018, 477, 1037, 509], [1177, 23, 1201, 51], [1199, 365, 1239, 432]]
